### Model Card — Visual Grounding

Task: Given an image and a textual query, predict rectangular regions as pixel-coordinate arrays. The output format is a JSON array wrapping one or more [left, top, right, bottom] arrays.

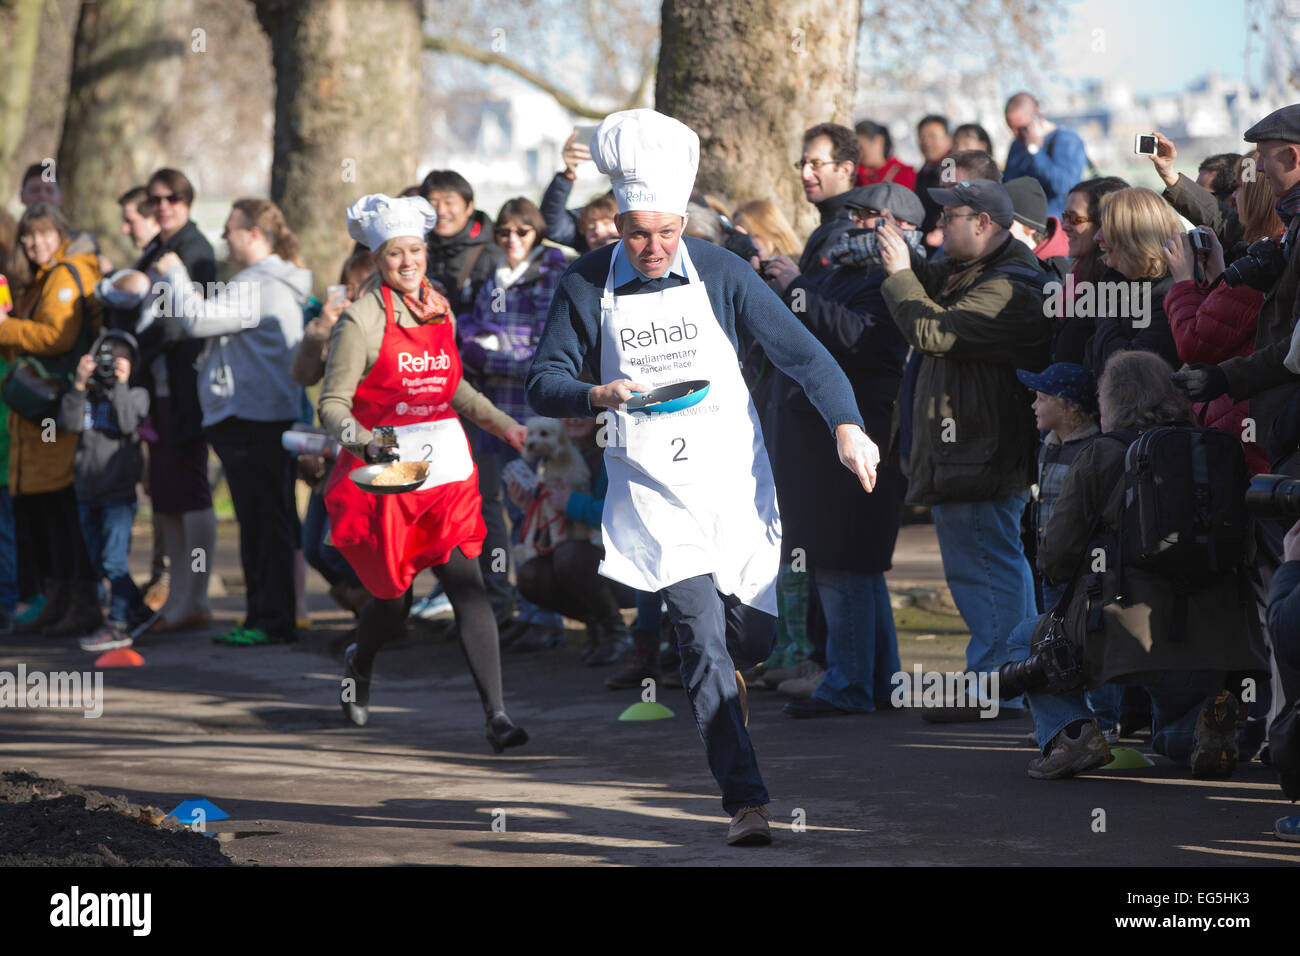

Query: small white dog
[[512, 417, 595, 565]]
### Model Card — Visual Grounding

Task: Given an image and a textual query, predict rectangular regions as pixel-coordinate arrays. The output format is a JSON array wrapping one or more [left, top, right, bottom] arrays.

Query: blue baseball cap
[[1016, 362, 1098, 414]]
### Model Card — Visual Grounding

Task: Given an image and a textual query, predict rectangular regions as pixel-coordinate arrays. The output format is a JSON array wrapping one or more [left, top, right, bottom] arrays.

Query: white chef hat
[[590, 109, 699, 217], [346, 193, 438, 250]]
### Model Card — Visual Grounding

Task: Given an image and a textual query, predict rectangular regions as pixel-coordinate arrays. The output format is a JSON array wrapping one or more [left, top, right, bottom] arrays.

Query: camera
[[91, 341, 118, 390], [1188, 228, 1210, 252], [1245, 474, 1300, 519], [997, 630, 1086, 699], [1223, 236, 1287, 292], [722, 228, 761, 264], [1134, 133, 1158, 155]]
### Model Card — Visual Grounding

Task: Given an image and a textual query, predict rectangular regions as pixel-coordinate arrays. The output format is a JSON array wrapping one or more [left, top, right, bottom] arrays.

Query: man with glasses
[[874, 179, 1052, 720]]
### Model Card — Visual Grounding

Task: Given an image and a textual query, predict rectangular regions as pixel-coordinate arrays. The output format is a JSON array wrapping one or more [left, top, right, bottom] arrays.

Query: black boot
[[42, 580, 104, 638], [486, 711, 528, 753], [605, 628, 661, 689], [586, 616, 631, 667], [340, 643, 371, 726]]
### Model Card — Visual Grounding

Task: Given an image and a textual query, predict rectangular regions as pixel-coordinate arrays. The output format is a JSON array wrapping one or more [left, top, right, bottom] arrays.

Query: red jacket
[[1164, 279, 1268, 473], [855, 156, 916, 190]]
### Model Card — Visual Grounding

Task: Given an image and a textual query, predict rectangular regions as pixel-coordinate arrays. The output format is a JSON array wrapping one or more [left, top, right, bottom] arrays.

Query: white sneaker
[[776, 660, 826, 699], [411, 591, 453, 621]]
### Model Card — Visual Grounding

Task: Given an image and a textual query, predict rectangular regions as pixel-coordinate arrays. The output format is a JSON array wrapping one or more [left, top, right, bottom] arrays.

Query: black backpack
[[1103, 426, 1251, 624]]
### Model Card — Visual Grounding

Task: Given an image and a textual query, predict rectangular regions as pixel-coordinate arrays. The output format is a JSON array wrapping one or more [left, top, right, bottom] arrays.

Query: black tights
[[353, 547, 505, 716]]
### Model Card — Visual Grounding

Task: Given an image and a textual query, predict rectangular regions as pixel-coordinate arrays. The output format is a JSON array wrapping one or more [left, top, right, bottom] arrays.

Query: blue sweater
[[1004, 126, 1087, 221], [525, 237, 864, 435]]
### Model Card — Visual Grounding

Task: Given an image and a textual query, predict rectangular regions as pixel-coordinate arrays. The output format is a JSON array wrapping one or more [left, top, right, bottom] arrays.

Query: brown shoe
[[727, 805, 772, 846], [735, 669, 749, 727], [150, 608, 214, 633]]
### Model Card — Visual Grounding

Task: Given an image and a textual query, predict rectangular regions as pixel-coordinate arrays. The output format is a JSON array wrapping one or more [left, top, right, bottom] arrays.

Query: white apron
[[597, 241, 781, 614]]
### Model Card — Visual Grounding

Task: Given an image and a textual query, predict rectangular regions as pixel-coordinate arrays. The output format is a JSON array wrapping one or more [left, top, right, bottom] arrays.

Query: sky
[[1052, 0, 1253, 97]]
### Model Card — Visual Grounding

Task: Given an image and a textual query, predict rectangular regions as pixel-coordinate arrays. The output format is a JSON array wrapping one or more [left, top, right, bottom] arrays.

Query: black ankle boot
[[486, 712, 528, 753], [341, 643, 371, 726]]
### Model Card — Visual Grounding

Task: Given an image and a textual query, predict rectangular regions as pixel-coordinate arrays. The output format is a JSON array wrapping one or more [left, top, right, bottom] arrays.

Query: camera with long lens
[[997, 630, 1086, 699], [1223, 237, 1287, 292], [90, 341, 118, 390], [1245, 474, 1300, 519]]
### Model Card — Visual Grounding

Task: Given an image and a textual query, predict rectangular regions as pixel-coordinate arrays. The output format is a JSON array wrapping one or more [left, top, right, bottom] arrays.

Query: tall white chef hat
[[590, 109, 699, 217], [346, 193, 438, 250]]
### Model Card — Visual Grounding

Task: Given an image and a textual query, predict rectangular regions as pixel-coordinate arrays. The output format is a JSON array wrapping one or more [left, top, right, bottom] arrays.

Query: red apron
[[324, 285, 485, 599]]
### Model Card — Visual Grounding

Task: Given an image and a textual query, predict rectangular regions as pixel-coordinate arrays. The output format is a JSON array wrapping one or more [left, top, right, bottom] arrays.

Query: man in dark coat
[[762, 183, 913, 715], [420, 169, 501, 317]]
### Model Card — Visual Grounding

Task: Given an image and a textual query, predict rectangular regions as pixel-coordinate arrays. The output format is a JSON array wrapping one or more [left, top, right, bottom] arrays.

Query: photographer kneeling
[[1004, 350, 1270, 779]]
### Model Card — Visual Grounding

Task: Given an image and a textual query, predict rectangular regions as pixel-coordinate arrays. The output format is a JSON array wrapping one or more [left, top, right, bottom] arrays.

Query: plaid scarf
[[399, 277, 450, 324], [1275, 184, 1300, 226]]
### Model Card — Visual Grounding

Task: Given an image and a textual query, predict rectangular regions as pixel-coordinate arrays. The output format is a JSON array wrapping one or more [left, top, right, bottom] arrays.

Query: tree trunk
[[255, 0, 422, 294], [0, 0, 46, 205], [656, 0, 859, 239], [55, 0, 195, 267]]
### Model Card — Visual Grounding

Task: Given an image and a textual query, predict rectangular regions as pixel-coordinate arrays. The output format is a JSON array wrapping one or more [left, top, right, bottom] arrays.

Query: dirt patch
[[0, 768, 237, 867]]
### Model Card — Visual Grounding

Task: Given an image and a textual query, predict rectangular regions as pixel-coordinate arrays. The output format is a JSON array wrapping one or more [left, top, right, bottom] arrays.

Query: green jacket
[[882, 235, 1052, 505]]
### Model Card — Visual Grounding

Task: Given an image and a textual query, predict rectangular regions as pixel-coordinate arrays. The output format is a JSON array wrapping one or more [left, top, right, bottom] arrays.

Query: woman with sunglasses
[[456, 198, 576, 654], [131, 168, 220, 635], [1052, 176, 1129, 364]]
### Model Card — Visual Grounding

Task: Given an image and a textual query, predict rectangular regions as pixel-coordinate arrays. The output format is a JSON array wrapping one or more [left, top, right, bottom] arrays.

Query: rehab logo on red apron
[[324, 285, 483, 599]]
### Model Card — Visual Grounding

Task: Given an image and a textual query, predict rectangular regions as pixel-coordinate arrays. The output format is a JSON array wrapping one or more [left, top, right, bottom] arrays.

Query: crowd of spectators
[[3, 91, 1299, 840]]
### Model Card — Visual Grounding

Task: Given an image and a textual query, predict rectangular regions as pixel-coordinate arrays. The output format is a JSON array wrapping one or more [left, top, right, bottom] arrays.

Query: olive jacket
[[1040, 431, 1269, 687], [881, 234, 1052, 505]]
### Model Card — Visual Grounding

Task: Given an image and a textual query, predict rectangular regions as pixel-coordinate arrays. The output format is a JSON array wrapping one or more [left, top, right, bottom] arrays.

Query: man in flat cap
[[1173, 105, 1300, 790], [760, 183, 918, 719], [1174, 104, 1300, 561], [874, 179, 1053, 720], [527, 109, 882, 846]]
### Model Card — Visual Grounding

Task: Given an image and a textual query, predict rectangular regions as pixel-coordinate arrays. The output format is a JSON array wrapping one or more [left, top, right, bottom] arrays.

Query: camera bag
[[0, 261, 96, 424], [1104, 425, 1251, 636]]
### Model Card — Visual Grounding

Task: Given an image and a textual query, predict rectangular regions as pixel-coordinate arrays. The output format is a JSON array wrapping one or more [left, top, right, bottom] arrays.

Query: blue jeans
[[662, 575, 776, 814], [78, 498, 144, 626], [1006, 614, 1220, 761], [932, 495, 1037, 706], [0, 486, 17, 612], [812, 570, 899, 712], [302, 491, 361, 589]]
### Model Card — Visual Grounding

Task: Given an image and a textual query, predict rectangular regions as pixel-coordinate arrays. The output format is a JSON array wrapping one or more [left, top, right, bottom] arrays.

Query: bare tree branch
[[423, 33, 643, 118]]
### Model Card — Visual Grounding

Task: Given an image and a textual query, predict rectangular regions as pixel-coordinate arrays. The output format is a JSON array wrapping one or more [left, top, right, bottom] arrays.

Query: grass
[[893, 603, 970, 674]]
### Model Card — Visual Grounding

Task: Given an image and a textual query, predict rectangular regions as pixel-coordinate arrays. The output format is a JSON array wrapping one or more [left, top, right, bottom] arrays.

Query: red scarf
[[397, 277, 451, 324]]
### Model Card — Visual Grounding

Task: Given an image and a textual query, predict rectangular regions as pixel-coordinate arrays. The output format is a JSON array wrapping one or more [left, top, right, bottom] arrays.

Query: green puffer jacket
[[881, 234, 1052, 506]]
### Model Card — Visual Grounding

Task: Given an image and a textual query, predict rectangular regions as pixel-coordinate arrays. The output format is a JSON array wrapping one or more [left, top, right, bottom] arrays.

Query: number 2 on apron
[[394, 418, 474, 491]]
